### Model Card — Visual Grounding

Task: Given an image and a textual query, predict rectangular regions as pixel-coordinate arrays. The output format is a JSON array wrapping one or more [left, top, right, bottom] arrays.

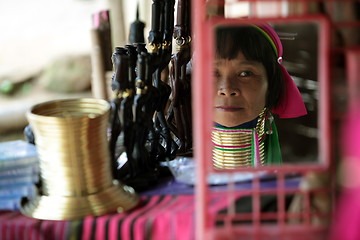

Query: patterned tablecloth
[[0, 175, 301, 240], [0, 194, 195, 240]]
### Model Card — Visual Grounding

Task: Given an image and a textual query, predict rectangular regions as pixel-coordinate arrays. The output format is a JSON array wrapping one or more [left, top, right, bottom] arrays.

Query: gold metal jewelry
[[175, 36, 186, 46], [148, 42, 161, 53], [212, 108, 267, 169], [162, 40, 172, 49], [122, 88, 134, 98], [136, 86, 148, 95], [21, 98, 139, 220]]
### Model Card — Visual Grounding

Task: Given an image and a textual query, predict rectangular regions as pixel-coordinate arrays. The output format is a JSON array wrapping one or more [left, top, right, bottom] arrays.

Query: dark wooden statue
[[108, 0, 193, 188], [148, 0, 178, 161], [109, 47, 129, 178], [169, 0, 193, 154]]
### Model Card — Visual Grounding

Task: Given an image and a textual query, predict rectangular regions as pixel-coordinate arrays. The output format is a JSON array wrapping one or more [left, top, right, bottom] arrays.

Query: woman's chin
[[214, 112, 259, 127], [215, 120, 248, 127]]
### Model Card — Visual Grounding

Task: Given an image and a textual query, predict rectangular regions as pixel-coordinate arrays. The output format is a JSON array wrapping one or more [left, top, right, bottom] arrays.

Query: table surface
[[0, 141, 302, 240], [0, 173, 301, 240]]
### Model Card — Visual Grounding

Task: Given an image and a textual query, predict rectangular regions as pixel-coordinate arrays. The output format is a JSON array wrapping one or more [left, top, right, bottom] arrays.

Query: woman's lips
[[215, 106, 243, 112]]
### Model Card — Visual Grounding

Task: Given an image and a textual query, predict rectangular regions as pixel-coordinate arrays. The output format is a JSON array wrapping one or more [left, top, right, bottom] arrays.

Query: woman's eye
[[214, 70, 221, 78], [237, 71, 253, 77]]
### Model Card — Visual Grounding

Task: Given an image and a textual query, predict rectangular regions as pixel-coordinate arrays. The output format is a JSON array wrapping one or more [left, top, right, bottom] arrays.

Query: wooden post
[[108, 0, 127, 47], [90, 29, 109, 100]]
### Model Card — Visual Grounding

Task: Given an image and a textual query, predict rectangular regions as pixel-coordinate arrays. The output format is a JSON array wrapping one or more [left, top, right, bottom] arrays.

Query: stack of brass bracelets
[[21, 98, 139, 220]]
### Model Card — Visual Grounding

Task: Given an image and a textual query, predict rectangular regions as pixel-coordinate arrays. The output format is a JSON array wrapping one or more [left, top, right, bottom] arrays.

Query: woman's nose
[[217, 88, 240, 96]]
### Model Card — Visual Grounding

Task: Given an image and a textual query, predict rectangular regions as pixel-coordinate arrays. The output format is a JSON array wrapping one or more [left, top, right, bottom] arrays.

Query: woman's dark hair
[[215, 25, 285, 110]]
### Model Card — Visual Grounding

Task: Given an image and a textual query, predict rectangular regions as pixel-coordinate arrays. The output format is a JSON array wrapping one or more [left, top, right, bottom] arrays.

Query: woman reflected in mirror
[[212, 23, 307, 169]]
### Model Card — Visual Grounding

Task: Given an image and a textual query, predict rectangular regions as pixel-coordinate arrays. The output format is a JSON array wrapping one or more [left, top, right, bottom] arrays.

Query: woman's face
[[213, 51, 268, 127]]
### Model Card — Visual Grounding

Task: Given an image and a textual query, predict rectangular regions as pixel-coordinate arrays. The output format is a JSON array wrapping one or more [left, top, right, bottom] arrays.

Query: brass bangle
[[136, 86, 148, 95], [113, 90, 123, 99], [162, 40, 172, 49], [148, 42, 161, 53], [175, 36, 186, 46], [122, 89, 133, 98]]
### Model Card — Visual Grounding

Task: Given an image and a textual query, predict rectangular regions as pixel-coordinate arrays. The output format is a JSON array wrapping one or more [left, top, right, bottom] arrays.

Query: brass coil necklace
[[212, 109, 267, 169]]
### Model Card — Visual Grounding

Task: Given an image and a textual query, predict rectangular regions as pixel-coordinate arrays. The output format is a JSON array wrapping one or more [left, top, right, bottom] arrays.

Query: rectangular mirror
[[208, 16, 331, 170]]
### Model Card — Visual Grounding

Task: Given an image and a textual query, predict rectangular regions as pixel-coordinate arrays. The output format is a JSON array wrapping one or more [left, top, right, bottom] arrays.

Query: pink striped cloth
[[0, 211, 68, 240], [0, 193, 235, 240]]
